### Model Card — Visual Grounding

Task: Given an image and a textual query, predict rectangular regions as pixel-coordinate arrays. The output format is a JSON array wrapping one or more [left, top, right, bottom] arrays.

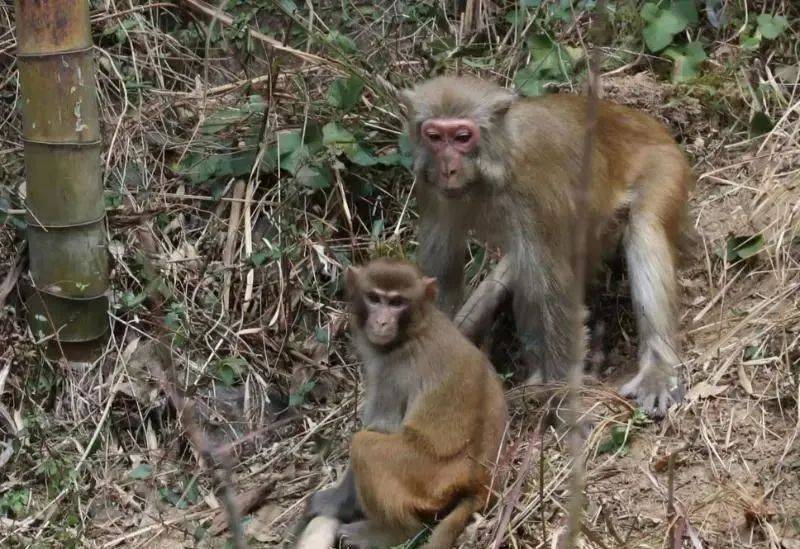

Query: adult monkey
[[402, 75, 694, 417]]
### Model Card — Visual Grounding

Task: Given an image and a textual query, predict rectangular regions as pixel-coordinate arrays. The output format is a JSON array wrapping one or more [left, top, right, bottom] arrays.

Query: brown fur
[[299, 259, 507, 549], [404, 76, 694, 417]]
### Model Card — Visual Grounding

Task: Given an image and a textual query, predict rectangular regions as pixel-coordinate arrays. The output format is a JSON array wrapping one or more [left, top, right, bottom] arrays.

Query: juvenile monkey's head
[[345, 259, 437, 349], [402, 75, 515, 198]]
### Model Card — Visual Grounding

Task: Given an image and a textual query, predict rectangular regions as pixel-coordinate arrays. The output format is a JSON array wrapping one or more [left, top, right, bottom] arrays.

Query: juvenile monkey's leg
[[303, 468, 363, 523], [620, 213, 684, 417], [420, 495, 483, 549], [337, 519, 411, 549]]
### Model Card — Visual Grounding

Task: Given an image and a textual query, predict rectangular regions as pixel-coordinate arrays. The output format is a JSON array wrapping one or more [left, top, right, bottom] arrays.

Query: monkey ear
[[399, 89, 416, 112], [490, 92, 516, 119], [345, 266, 361, 295], [422, 276, 438, 301]]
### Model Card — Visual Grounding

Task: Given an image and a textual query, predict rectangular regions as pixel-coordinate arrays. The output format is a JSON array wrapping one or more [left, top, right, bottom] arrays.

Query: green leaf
[[277, 129, 303, 155], [717, 234, 765, 262], [326, 30, 357, 53], [669, 0, 699, 26], [740, 34, 761, 51], [315, 326, 329, 344], [514, 67, 545, 97], [201, 95, 265, 134], [322, 122, 356, 145], [527, 34, 573, 79], [277, 0, 298, 13], [667, 42, 707, 82], [642, 1, 697, 53], [279, 145, 312, 175], [289, 380, 317, 407], [327, 76, 365, 112], [521, 0, 541, 6], [295, 165, 333, 189], [757, 14, 789, 40], [749, 112, 774, 136], [128, 463, 153, 480], [640, 2, 660, 22], [214, 357, 247, 387], [371, 218, 384, 239], [597, 425, 631, 455]]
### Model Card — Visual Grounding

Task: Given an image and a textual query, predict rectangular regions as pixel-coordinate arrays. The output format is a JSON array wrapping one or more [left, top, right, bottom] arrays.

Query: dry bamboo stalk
[[222, 181, 246, 314], [454, 255, 513, 343]]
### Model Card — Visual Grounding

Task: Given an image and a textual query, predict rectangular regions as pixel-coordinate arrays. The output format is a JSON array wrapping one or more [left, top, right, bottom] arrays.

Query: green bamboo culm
[[15, 0, 109, 355]]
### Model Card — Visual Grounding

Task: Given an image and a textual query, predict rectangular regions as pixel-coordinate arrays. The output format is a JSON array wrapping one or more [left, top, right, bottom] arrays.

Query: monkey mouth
[[439, 186, 468, 199], [367, 332, 397, 347]]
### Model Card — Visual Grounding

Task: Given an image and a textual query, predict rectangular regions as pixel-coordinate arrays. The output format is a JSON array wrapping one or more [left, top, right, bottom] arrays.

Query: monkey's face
[[420, 118, 481, 198], [346, 261, 438, 349], [361, 290, 410, 347]]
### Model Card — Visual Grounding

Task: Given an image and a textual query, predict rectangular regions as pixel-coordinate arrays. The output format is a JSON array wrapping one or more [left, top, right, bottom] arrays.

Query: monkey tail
[[294, 516, 340, 549]]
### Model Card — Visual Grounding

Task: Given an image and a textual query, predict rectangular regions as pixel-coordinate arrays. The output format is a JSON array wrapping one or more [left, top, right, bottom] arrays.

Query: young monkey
[[297, 258, 508, 549]]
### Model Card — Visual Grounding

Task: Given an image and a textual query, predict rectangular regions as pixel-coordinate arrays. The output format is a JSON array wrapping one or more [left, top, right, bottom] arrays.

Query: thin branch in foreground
[[562, 1, 606, 545]]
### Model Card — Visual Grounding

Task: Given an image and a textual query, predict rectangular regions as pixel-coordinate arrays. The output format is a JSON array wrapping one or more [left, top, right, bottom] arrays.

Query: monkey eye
[[425, 132, 442, 143], [365, 292, 380, 304], [388, 296, 407, 308], [454, 132, 472, 144]]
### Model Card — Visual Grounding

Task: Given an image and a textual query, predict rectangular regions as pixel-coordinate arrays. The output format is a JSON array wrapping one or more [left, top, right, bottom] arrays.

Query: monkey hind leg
[[420, 495, 483, 549], [621, 215, 684, 417], [337, 519, 416, 549]]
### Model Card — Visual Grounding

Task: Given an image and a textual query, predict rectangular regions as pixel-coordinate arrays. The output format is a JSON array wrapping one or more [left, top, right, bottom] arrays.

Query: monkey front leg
[[514, 283, 574, 385], [417, 209, 467, 318]]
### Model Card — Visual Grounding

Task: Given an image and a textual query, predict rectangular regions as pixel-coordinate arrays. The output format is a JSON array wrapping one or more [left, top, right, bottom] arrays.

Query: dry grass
[[0, 1, 798, 548]]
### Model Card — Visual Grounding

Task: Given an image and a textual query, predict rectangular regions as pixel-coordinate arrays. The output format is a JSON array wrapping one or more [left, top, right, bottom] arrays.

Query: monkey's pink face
[[421, 118, 481, 197], [362, 290, 409, 346]]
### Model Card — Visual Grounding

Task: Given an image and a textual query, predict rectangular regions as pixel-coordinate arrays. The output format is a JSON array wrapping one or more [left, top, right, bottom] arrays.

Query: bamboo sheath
[[16, 0, 109, 343]]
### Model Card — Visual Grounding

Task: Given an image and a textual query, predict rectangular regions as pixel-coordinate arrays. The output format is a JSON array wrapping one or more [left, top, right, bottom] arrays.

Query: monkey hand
[[619, 368, 684, 418]]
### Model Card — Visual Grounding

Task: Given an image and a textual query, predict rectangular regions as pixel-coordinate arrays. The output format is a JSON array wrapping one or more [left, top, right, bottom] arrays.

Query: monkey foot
[[619, 370, 684, 418]]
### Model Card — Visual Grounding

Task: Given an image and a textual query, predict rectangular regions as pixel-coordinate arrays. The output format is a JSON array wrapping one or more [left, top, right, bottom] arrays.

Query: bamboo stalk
[[16, 0, 109, 353]]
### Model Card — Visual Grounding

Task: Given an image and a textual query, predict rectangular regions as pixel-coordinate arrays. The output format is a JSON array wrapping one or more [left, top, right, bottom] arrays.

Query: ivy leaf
[[641, 1, 697, 52], [346, 145, 379, 166], [640, 2, 660, 23], [597, 425, 632, 456], [716, 234, 765, 263], [214, 357, 247, 387], [326, 30, 357, 53], [740, 34, 761, 51], [667, 41, 707, 82], [289, 381, 317, 407], [749, 112, 774, 137], [277, 129, 303, 155], [669, 0, 699, 26], [515, 67, 545, 97], [128, 463, 153, 480], [279, 145, 312, 175], [295, 165, 333, 189], [322, 122, 356, 146], [328, 76, 364, 112], [756, 14, 788, 40]]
